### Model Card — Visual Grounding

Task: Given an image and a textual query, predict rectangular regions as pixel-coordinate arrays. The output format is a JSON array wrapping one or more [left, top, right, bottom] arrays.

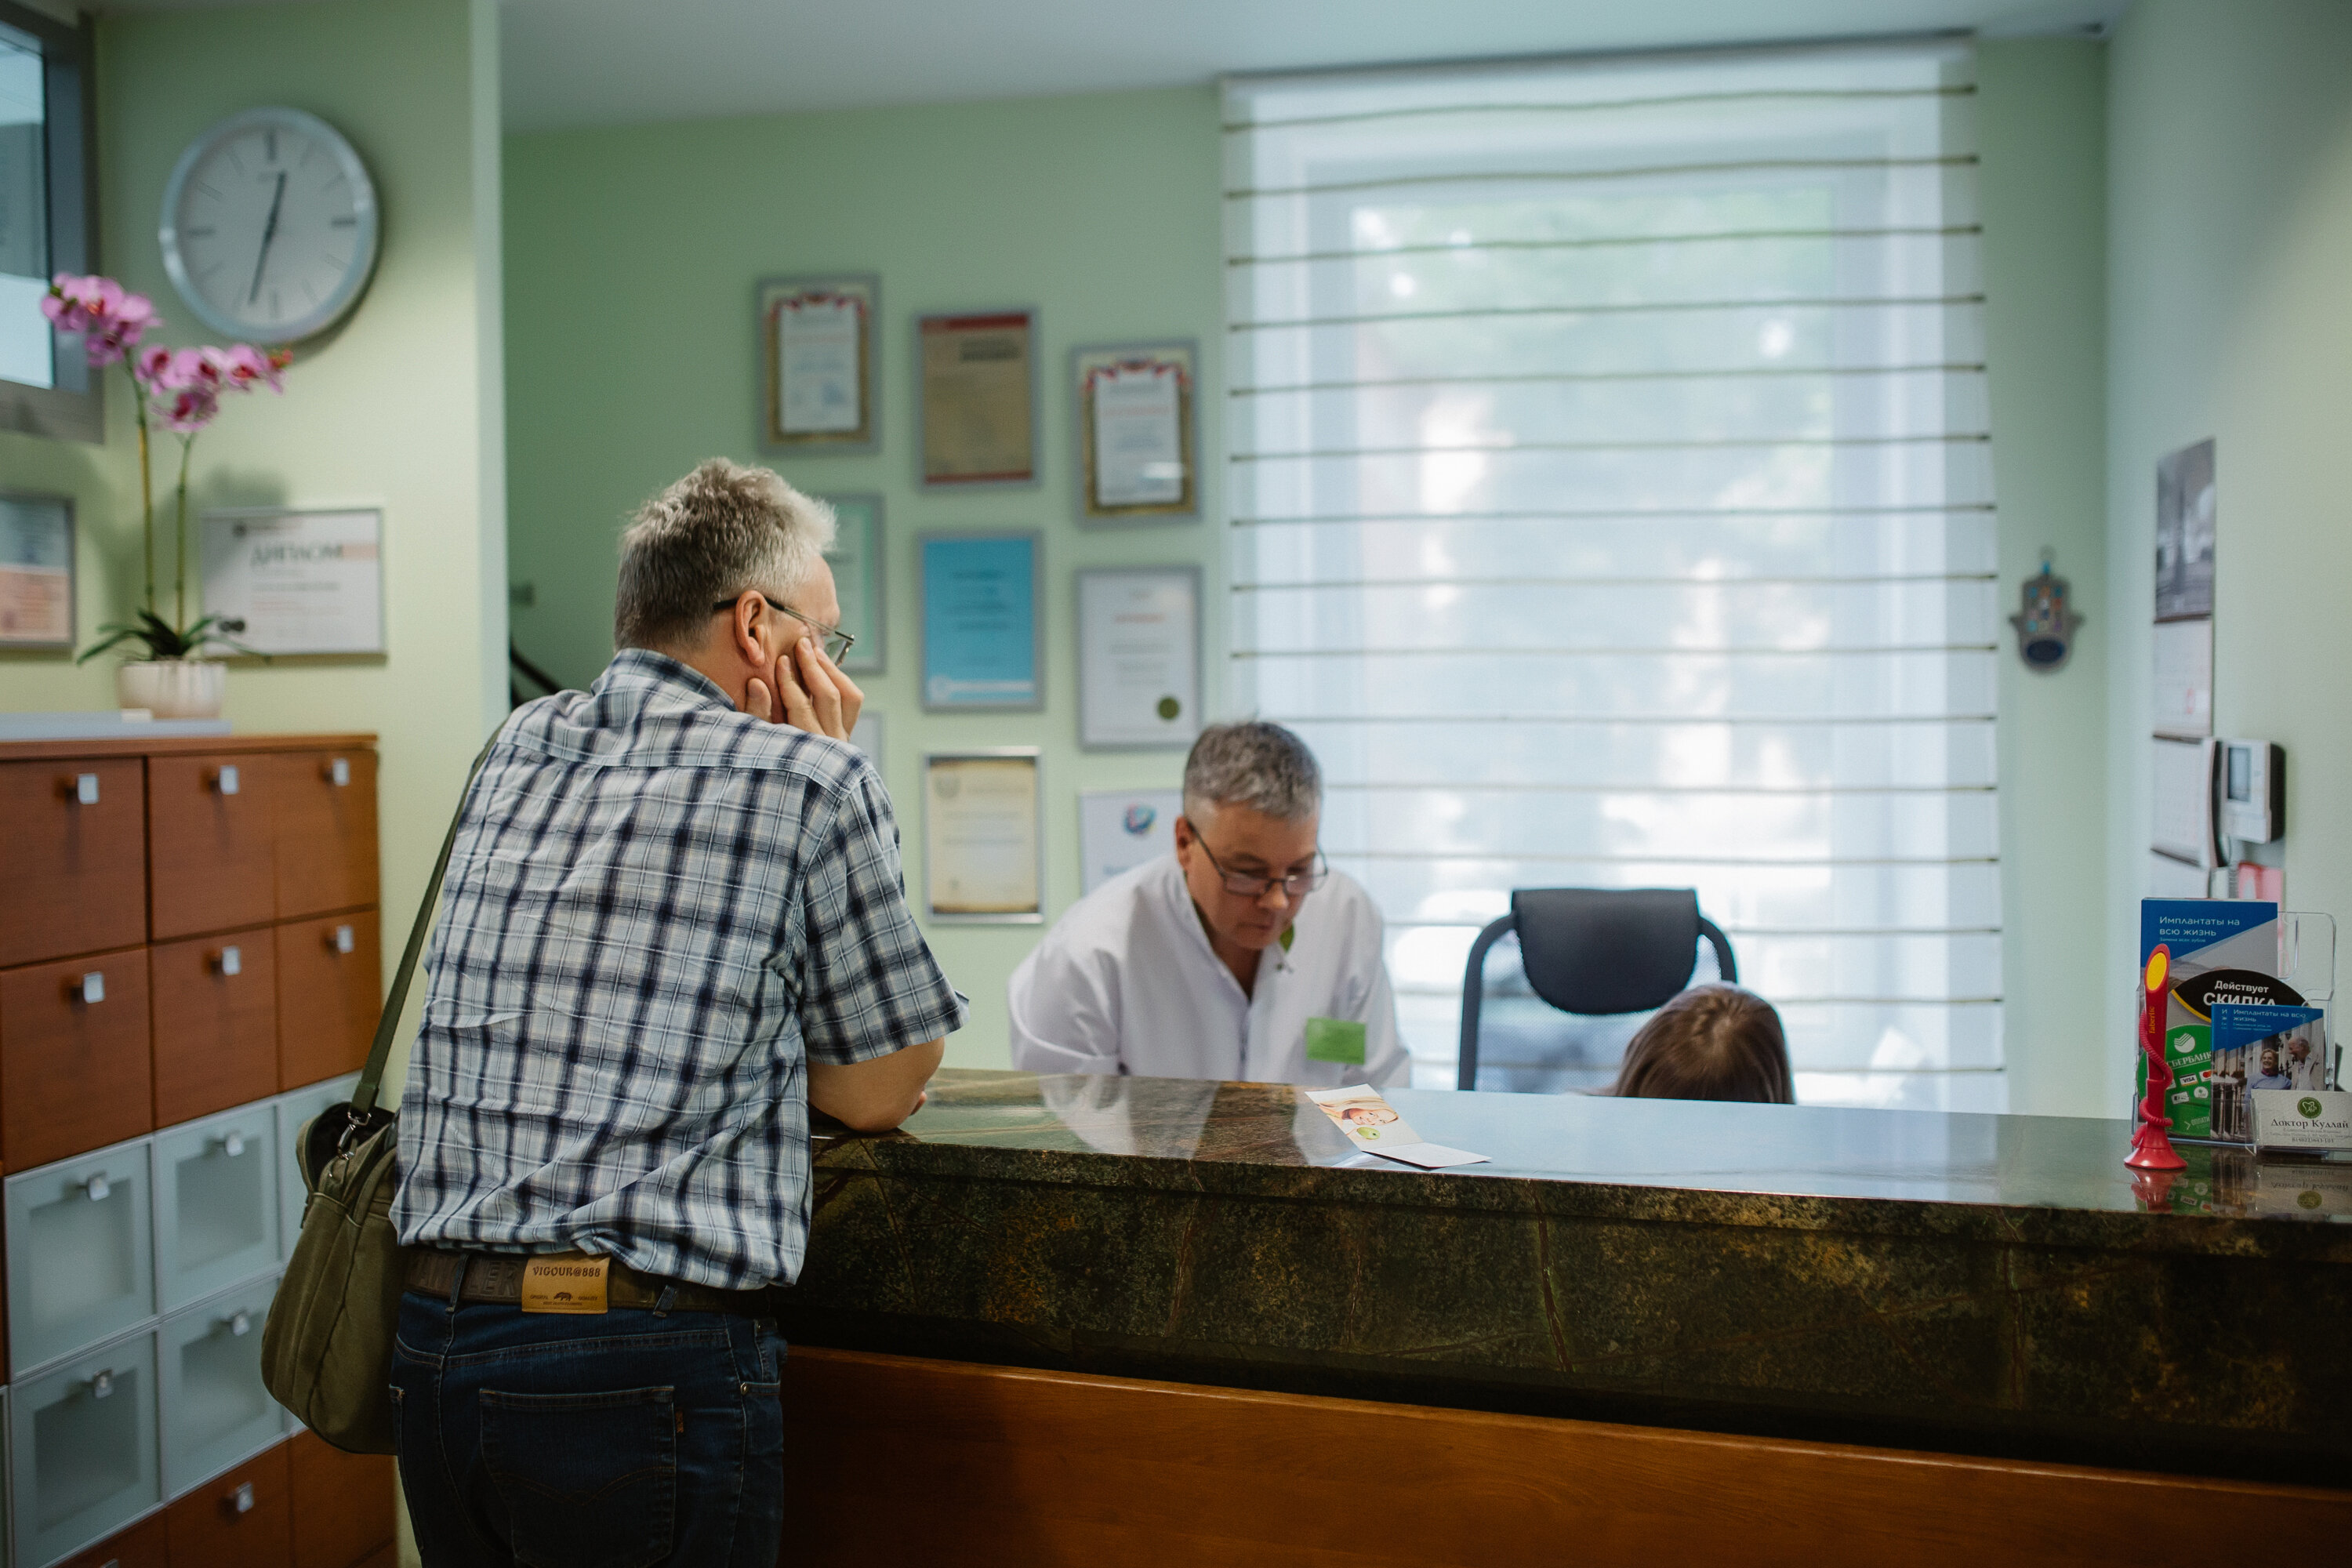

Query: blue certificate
[[921, 532, 1040, 710]]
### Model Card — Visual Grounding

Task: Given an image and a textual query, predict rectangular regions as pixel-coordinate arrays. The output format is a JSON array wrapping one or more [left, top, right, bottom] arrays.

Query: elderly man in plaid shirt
[[389, 459, 965, 1566]]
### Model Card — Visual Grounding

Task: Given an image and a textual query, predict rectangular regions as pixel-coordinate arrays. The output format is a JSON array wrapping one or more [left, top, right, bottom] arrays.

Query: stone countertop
[[795, 1072, 2352, 1476]]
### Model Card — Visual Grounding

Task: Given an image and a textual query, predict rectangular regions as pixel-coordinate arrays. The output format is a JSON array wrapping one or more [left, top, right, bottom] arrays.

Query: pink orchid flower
[[42, 273, 158, 367], [209, 343, 290, 393], [152, 383, 223, 434]]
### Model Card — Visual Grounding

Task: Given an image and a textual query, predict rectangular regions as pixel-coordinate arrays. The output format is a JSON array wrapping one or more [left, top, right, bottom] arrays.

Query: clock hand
[[247, 170, 288, 307]]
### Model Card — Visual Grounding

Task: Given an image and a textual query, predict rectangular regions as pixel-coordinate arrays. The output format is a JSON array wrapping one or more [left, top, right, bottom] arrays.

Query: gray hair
[[614, 459, 837, 652], [1182, 721, 1322, 822]]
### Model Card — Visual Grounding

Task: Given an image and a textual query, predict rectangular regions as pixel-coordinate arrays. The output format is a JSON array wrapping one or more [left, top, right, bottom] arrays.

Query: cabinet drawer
[[0, 759, 146, 968], [5, 1139, 156, 1376], [274, 1073, 360, 1259], [1, 949, 154, 1171], [149, 753, 276, 942], [273, 750, 379, 920], [276, 914, 381, 1091], [9, 1331, 162, 1568], [154, 1108, 280, 1312], [165, 1439, 289, 1568], [152, 927, 279, 1128], [56, 1508, 172, 1568], [161, 1276, 287, 1499], [289, 1428, 394, 1568]]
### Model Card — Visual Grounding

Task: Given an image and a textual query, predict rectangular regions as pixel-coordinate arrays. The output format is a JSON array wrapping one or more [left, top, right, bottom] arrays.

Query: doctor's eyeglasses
[[712, 591, 855, 665], [1193, 837, 1329, 900]]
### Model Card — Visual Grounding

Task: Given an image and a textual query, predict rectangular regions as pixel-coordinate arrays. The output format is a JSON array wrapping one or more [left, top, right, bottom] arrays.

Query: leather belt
[[405, 1248, 785, 1317]]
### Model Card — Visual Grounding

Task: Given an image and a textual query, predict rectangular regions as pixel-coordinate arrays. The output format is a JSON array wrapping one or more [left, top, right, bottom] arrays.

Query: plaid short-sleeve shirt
[[391, 649, 966, 1289]]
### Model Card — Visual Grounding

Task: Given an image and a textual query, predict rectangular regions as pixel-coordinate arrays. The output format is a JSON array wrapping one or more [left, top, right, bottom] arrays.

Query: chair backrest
[[1457, 887, 1737, 1091]]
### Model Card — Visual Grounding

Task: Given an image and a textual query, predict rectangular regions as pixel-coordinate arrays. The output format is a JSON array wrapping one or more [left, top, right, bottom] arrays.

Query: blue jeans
[[390, 1287, 786, 1567]]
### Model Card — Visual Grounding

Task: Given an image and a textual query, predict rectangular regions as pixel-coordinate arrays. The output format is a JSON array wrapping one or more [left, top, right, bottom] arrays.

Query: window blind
[[1222, 40, 2000, 1109]]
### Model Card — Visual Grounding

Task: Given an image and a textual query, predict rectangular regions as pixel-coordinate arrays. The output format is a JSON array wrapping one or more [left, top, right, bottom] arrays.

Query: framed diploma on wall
[[815, 493, 885, 673], [199, 507, 386, 656], [1074, 341, 1197, 524], [0, 492, 74, 652], [759, 274, 879, 453], [1076, 566, 1201, 750], [923, 749, 1044, 923], [920, 532, 1042, 711], [916, 308, 1040, 488]]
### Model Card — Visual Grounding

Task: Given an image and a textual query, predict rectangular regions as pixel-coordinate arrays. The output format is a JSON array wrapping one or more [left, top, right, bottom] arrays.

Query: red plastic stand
[[2127, 943, 2187, 1171]]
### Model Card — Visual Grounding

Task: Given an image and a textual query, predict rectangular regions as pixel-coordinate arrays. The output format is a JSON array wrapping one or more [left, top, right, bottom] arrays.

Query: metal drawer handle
[[230, 1481, 255, 1514], [218, 1131, 247, 1158], [84, 1173, 111, 1202], [212, 764, 240, 796], [216, 945, 242, 976], [227, 1309, 252, 1337], [73, 971, 105, 1004], [331, 924, 356, 954], [328, 757, 351, 786], [70, 772, 100, 805], [89, 1370, 113, 1399]]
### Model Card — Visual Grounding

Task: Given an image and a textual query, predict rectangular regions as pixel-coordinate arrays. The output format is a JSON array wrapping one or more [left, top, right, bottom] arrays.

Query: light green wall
[[503, 87, 1223, 1067], [0, 0, 506, 1031], [2103, 0, 2352, 1110], [1976, 40, 2110, 1118]]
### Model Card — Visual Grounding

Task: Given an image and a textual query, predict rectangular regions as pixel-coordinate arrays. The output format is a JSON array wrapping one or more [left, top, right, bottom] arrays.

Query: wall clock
[[158, 107, 380, 345]]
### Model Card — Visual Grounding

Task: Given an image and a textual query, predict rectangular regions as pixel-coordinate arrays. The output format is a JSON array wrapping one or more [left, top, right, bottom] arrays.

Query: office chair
[[1456, 887, 1737, 1091]]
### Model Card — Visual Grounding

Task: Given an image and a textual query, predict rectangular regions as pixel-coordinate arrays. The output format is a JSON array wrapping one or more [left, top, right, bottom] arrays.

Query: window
[[0, 0, 98, 441], [1223, 41, 1999, 1109]]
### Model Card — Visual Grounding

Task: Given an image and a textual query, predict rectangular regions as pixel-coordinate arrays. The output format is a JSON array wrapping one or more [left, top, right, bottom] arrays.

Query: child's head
[[1610, 984, 1793, 1105]]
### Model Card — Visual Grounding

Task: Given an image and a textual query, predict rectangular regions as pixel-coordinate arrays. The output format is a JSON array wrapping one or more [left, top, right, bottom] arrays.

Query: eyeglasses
[[1192, 836, 1328, 901], [711, 591, 855, 665]]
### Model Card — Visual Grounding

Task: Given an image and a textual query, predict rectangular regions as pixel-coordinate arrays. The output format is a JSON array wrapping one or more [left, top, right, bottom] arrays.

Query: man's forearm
[[808, 1036, 946, 1132]]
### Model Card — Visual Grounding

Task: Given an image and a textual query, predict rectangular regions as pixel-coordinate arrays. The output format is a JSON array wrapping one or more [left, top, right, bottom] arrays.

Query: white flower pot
[[118, 659, 227, 720]]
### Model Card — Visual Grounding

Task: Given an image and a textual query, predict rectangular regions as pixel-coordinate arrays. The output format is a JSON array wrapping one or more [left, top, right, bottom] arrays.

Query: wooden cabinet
[[165, 1441, 291, 1568], [148, 754, 277, 942], [0, 947, 153, 1171], [0, 758, 146, 967], [274, 749, 379, 920], [277, 911, 383, 1091], [289, 1430, 397, 1568], [56, 1510, 172, 1568], [151, 925, 279, 1127]]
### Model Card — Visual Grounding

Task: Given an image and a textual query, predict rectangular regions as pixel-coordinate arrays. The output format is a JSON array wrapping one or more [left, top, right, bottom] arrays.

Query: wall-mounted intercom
[[2219, 739, 2284, 844]]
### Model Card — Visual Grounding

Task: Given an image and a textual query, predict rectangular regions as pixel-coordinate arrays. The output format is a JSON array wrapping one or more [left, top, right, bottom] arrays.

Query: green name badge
[[1305, 1017, 1367, 1065]]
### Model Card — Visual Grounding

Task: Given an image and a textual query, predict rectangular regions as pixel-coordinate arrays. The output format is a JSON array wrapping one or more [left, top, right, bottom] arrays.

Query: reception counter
[[778, 1071, 2350, 1563]]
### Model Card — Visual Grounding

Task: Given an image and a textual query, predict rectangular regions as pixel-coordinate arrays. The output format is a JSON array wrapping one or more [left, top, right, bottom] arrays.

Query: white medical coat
[[1007, 854, 1409, 1087]]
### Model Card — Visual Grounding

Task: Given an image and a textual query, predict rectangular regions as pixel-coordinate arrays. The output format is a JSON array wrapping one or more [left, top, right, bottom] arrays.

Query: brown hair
[[1610, 985, 1793, 1105]]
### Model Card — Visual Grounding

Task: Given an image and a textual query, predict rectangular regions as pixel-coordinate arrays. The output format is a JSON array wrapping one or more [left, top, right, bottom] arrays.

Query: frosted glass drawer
[[9, 1330, 161, 1568], [274, 1073, 359, 1258], [5, 1139, 155, 1376], [154, 1105, 280, 1313], [160, 1274, 286, 1499]]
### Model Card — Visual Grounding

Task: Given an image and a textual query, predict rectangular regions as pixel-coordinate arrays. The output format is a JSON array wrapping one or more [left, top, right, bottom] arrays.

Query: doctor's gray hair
[[615, 459, 837, 652], [1182, 721, 1323, 823]]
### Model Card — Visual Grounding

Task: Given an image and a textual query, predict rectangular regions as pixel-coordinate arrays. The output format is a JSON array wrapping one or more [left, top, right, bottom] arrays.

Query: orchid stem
[[133, 381, 154, 619], [173, 436, 192, 635]]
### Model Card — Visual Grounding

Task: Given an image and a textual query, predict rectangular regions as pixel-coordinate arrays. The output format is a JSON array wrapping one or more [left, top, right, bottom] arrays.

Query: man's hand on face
[[740, 634, 865, 742]]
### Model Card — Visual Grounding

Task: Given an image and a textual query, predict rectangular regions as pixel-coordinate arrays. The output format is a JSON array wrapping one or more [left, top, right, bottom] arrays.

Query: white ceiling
[[97, 0, 2127, 132]]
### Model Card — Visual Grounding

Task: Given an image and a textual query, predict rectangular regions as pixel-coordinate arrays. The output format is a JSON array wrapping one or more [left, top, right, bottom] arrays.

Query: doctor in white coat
[[1010, 721, 1408, 1087]]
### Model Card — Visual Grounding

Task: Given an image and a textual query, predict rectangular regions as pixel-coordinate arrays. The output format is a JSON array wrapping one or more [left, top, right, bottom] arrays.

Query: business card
[[2253, 1090, 2352, 1152], [1303, 1087, 1491, 1168]]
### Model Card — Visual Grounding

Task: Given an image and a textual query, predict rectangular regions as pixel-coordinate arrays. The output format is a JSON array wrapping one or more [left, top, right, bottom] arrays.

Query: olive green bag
[[262, 745, 487, 1454]]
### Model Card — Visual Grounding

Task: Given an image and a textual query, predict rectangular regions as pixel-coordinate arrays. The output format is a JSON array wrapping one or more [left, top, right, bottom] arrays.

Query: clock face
[[159, 108, 379, 345]]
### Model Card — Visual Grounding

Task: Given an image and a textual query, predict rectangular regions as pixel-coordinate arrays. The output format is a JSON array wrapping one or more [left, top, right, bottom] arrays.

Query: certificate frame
[[0, 491, 76, 652], [922, 747, 1044, 924], [1073, 339, 1199, 525], [199, 506, 387, 658], [814, 492, 885, 673], [919, 531, 1044, 713], [916, 307, 1041, 490], [1076, 564, 1202, 752], [758, 274, 880, 454]]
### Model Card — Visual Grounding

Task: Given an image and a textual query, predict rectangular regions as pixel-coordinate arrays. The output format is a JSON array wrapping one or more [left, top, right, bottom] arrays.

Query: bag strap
[[350, 736, 499, 1120]]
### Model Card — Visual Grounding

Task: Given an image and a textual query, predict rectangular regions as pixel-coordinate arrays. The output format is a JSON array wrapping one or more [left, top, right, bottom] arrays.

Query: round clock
[[158, 107, 380, 345]]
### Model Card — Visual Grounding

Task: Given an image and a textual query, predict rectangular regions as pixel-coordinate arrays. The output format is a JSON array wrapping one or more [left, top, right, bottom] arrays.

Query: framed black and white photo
[[1074, 340, 1197, 524], [1076, 565, 1200, 750], [759, 274, 879, 453], [0, 491, 74, 651]]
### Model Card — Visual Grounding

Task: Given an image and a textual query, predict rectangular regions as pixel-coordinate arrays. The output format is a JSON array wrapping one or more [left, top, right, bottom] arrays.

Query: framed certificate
[[1074, 341, 1198, 524], [760, 274, 879, 452], [917, 308, 1040, 488], [1080, 788, 1181, 894], [815, 492, 884, 673], [1076, 566, 1201, 750], [923, 749, 1043, 923], [0, 492, 74, 651], [199, 507, 385, 656], [920, 532, 1041, 711]]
